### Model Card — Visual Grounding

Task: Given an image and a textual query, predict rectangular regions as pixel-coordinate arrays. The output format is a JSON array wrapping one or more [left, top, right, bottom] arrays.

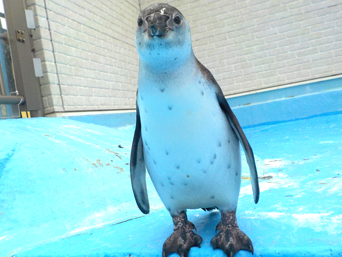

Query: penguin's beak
[[146, 13, 172, 37]]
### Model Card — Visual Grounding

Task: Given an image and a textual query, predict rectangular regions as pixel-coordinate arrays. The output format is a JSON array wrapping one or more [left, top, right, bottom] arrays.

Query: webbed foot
[[211, 211, 253, 257], [163, 211, 202, 257]]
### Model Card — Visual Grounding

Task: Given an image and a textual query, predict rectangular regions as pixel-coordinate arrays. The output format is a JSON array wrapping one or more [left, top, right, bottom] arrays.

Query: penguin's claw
[[162, 223, 202, 257], [211, 226, 253, 257]]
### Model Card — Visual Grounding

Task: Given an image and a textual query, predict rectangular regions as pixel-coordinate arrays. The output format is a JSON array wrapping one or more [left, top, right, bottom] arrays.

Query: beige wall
[[27, 0, 140, 115], [141, 0, 342, 96], [27, 0, 342, 115]]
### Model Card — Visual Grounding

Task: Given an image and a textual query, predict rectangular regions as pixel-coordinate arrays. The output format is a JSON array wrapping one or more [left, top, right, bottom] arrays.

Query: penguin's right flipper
[[130, 102, 150, 214]]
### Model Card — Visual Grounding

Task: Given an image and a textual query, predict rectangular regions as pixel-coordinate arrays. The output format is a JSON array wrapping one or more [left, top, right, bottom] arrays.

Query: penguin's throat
[[138, 67, 200, 93], [140, 52, 196, 76]]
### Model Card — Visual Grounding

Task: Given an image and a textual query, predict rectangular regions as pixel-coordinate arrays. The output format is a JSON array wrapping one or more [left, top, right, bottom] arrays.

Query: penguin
[[130, 3, 260, 257]]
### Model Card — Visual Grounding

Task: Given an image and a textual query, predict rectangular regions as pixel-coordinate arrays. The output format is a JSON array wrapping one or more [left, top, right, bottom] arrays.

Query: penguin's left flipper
[[130, 101, 150, 214], [216, 90, 260, 204], [196, 58, 259, 203]]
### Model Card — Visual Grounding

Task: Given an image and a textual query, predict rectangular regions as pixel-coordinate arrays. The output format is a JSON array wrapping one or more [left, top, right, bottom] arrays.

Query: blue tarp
[[1, 113, 342, 256]]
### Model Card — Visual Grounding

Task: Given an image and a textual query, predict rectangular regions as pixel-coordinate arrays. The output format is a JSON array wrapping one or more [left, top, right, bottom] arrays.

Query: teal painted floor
[[1, 113, 342, 257]]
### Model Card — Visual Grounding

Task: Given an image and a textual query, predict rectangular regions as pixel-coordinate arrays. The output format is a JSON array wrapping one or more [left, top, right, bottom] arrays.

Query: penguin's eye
[[137, 18, 143, 27], [173, 16, 181, 25]]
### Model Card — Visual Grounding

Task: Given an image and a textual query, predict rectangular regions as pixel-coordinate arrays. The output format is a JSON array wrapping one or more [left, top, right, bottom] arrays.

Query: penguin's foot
[[211, 211, 253, 257], [162, 211, 202, 257]]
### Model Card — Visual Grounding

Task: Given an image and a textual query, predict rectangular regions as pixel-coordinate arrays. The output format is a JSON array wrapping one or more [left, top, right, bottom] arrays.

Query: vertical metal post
[[3, 0, 43, 117]]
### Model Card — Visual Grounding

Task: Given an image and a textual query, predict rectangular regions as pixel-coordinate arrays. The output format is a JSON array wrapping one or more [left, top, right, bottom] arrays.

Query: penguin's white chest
[[137, 79, 241, 213]]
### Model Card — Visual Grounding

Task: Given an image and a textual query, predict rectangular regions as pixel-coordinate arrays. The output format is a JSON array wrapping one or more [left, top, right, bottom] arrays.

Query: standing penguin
[[130, 3, 260, 257]]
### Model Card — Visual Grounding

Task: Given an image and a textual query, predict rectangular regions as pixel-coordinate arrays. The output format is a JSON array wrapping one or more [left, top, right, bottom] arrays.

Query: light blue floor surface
[[1, 113, 341, 257]]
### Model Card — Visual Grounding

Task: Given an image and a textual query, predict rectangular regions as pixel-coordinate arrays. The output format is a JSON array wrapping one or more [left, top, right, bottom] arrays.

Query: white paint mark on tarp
[[244, 211, 286, 219], [292, 213, 333, 232], [331, 215, 342, 224], [264, 158, 290, 168], [292, 213, 331, 220], [240, 169, 299, 197], [259, 212, 286, 218]]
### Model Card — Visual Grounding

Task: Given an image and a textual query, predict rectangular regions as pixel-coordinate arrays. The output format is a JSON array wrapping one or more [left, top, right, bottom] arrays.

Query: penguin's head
[[135, 3, 193, 70]]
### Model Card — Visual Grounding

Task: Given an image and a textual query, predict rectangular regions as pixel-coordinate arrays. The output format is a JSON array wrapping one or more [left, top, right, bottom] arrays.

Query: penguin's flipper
[[130, 102, 150, 214], [216, 91, 260, 204], [195, 58, 260, 203]]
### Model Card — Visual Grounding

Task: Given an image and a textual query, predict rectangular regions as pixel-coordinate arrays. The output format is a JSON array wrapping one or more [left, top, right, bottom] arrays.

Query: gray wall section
[[27, 0, 342, 115], [26, 0, 140, 114]]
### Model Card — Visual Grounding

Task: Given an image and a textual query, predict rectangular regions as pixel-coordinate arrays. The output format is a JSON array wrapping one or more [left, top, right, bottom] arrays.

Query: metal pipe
[[0, 95, 25, 105]]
